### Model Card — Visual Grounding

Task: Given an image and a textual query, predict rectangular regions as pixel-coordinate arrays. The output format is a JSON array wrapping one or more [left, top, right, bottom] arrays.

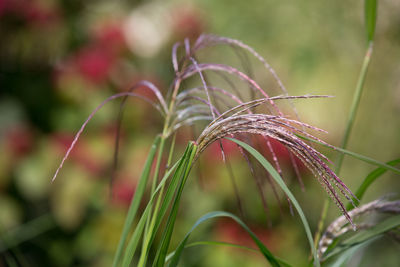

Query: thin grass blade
[[298, 135, 400, 175], [346, 158, 400, 210], [0, 214, 54, 253], [325, 238, 376, 267], [226, 137, 320, 267], [167, 240, 259, 258], [323, 214, 400, 261], [152, 143, 197, 267], [120, 156, 183, 267], [112, 136, 160, 266], [137, 142, 192, 266], [168, 211, 284, 267], [145, 145, 196, 256]]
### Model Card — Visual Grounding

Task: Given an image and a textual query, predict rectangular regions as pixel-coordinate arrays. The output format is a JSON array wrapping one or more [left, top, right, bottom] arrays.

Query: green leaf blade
[[120, 155, 183, 267], [153, 143, 197, 267], [323, 214, 400, 261], [113, 136, 160, 267], [168, 211, 285, 267], [347, 158, 400, 210], [225, 137, 320, 267], [297, 134, 400, 175], [365, 0, 377, 42]]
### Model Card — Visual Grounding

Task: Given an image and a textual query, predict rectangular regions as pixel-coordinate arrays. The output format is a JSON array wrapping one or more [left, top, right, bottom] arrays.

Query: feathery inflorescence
[[52, 34, 356, 227], [318, 198, 400, 259], [195, 106, 357, 227]]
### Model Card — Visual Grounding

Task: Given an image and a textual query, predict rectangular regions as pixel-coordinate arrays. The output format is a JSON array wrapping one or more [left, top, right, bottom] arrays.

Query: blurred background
[[1, 0, 399, 266]]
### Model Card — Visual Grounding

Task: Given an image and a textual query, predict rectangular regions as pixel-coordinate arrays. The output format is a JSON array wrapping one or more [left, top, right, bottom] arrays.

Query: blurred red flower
[[203, 138, 240, 162], [214, 218, 275, 251], [172, 6, 205, 40], [75, 45, 116, 84], [55, 22, 127, 86], [5, 125, 34, 158], [111, 176, 136, 207], [93, 22, 126, 52]]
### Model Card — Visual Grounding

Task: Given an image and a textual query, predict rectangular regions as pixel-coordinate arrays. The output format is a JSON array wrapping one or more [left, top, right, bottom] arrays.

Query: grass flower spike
[[51, 34, 365, 266], [53, 34, 357, 225], [196, 97, 358, 227]]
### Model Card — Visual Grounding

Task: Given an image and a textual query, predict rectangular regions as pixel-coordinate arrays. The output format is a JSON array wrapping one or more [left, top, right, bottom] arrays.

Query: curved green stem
[[335, 42, 373, 172]]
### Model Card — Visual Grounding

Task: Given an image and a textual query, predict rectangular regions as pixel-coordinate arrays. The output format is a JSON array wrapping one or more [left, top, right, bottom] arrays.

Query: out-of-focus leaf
[[347, 158, 400, 210], [323, 214, 400, 261], [0, 214, 54, 252], [325, 237, 376, 267], [167, 211, 286, 267], [226, 138, 319, 267], [298, 135, 400, 175], [166, 240, 258, 259]]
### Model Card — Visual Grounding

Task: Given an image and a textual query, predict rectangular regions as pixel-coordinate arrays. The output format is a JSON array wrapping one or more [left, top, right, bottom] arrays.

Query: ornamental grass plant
[[51, 1, 400, 265]]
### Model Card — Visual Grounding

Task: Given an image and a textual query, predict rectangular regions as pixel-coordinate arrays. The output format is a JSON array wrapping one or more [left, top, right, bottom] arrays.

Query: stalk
[[152, 143, 198, 266], [112, 136, 161, 267], [336, 42, 373, 171], [138, 174, 166, 266], [138, 135, 177, 266], [313, 42, 374, 250], [142, 136, 166, 240], [137, 78, 183, 265]]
